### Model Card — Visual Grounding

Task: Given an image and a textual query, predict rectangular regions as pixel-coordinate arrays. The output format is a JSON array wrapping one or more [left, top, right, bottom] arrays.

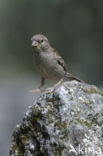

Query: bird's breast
[[34, 52, 65, 79]]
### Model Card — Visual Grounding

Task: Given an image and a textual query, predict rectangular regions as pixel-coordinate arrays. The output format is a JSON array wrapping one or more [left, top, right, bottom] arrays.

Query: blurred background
[[0, 0, 103, 155]]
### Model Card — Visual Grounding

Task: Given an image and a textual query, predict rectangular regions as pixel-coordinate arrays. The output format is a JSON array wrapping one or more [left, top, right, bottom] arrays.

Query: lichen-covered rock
[[10, 81, 103, 156]]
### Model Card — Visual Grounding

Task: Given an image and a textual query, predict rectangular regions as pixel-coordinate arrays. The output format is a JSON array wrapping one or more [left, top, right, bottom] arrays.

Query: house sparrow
[[31, 34, 83, 92]]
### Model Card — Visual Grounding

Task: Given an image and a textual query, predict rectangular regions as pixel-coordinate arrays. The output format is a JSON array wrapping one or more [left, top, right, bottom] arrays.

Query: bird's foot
[[29, 89, 41, 93], [45, 79, 63, 91], [53, 78, 63, 88]]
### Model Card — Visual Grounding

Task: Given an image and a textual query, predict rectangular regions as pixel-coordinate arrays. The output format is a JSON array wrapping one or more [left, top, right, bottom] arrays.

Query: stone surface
[[10, 81, 103, 156]]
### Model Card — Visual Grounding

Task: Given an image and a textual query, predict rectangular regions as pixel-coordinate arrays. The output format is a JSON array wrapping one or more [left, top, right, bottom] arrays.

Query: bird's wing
[[53, 49, 67, 71]]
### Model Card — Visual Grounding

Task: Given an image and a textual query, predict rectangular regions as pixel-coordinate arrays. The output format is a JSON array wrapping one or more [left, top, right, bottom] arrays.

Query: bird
[[31, 34, 83, 93]]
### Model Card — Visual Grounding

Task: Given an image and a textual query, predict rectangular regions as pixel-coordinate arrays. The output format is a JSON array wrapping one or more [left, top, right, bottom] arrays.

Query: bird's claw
[[29, 89, 41, 93]]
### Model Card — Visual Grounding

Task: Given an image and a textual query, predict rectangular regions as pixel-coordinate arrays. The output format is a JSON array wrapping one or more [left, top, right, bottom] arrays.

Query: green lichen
[[11, 145, 23, 156], [46, 107, 57, 124], [68, 120, 73, 126], [10, 137, 23, 156], [84, 101, 93, 107], [76, 118, 92, 128], [32, 106, 39, 115], [48, 118, 55, 124], [51, 144, 64, 156], [11, 143, 17, 152], [101, 111, 103, 115], [79, 86, 103, 96], [54, 120, 62, 129], [97, 90, 103, 96], [64, 86, 73, 95], [21, 135, 29, 144]]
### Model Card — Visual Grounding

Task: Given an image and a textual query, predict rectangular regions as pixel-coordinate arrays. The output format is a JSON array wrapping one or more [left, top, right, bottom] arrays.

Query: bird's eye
[[41, 39, 44, 43]]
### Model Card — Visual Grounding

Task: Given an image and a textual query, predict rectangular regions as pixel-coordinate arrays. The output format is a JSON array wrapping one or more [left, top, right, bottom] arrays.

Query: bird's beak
[[32, 40, 39, 47]]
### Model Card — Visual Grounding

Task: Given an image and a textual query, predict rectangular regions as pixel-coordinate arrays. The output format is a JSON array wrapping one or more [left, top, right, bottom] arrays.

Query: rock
[[10, 81, 103, 156]]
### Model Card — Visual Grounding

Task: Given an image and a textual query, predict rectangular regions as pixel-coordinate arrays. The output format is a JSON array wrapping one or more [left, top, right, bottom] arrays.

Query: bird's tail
[[65, 72, 84, 82]]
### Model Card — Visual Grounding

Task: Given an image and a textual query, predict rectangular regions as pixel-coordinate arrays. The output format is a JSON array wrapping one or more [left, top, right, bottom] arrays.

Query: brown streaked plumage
[[31, 34, 83, 93]]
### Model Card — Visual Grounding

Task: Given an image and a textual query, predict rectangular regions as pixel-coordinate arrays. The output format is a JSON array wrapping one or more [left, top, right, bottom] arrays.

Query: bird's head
[[31, 34, 50, 52]]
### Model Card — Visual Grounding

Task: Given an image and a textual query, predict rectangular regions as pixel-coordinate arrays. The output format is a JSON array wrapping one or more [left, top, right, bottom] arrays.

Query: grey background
[[0, 0, 103, 155]]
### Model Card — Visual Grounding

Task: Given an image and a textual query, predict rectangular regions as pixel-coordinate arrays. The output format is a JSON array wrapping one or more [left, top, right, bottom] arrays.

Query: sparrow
[[31, 34, 83, 92]]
